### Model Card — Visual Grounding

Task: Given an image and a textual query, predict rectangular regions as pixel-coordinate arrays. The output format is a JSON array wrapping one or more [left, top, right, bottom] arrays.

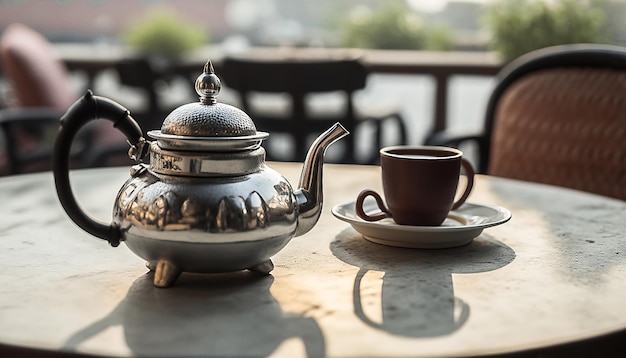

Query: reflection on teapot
[[53, 61, 348, 287], [330, 229, 515, 338]]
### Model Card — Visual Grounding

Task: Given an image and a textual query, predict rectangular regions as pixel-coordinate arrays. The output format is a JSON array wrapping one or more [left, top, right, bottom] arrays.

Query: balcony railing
[[55, 44, 502, 141]]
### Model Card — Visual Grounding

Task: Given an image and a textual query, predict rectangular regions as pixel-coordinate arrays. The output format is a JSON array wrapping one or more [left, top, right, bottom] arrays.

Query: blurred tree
[[597, 0, 626, 46], [340, 4, 453, 50], [122, 8, 208, 60], [426, 25, 455, 51], [485, 0, 608, 62]]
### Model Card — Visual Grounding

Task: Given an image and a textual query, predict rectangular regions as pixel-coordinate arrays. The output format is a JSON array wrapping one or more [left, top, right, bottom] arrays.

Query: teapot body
[[115, 163, 297, 274], [53, 62, 349, 287]]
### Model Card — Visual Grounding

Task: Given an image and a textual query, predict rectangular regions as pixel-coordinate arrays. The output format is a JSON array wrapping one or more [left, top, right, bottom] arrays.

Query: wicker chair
[[427, 44, 626, 201]]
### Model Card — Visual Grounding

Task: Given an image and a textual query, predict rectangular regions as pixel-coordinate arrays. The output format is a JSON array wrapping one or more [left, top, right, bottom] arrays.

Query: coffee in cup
[[356, 146, 474, 226]]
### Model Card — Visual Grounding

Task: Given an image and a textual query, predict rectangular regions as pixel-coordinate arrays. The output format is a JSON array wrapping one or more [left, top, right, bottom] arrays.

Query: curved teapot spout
[[294, 123, 349, 237]]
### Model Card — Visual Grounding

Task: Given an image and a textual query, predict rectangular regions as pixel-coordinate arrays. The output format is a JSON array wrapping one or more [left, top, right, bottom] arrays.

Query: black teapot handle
[[53, 90, 146, 247]]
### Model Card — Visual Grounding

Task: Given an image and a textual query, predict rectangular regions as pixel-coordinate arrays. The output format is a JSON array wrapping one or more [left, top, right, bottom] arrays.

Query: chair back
[[0, 23, 76, 111], [484, 44, 626, 200], [221, 57, 368, 162], [0, 23, 129, 175]]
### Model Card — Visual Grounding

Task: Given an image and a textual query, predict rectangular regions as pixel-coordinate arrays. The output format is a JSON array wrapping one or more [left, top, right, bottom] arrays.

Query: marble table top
[[1, 162, 625, 357]]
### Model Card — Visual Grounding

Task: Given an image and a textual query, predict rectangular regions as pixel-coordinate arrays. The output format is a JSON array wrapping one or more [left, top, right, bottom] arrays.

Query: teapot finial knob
[[195, 60, 221, 105]]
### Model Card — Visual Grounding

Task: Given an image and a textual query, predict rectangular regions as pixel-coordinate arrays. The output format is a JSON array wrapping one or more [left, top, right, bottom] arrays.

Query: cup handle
[[356, 189, 392, 221], [451, 158, 475, 210]]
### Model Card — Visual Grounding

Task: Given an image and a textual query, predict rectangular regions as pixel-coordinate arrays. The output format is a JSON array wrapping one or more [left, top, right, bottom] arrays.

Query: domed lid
[[147, 61, 268, 152]]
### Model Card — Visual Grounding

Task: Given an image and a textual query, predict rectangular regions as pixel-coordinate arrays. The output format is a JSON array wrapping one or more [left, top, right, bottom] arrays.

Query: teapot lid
[[147, 61, 268, 152]]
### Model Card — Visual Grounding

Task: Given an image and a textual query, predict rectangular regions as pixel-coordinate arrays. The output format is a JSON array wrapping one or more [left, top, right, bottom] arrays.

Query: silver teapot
[[53, 62, 348, 287]]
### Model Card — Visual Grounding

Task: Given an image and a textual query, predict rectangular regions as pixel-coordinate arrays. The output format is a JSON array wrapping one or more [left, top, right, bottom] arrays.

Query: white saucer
[[331, 201, 511, 249]]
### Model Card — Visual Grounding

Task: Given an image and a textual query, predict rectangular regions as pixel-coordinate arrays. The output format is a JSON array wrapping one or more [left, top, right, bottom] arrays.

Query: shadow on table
[[330, 229, 515, 338], [63, 271, 325, 357]]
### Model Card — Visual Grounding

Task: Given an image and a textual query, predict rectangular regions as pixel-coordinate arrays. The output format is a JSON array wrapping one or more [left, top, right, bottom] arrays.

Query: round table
[[1, 163, 625, 357]]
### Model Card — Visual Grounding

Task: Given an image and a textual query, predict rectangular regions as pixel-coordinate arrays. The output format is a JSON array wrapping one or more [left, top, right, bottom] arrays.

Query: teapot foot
[[248, 259, 274, 275], [151, 259, 182, 288]]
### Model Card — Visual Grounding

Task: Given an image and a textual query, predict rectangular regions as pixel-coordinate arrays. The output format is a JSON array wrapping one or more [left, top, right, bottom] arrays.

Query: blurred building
[[0, 0, 230, 42], [1, 0, 624, 49]]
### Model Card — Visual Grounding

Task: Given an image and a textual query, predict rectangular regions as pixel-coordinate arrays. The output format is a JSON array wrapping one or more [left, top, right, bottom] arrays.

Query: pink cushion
[[0, 23, 76, 111]]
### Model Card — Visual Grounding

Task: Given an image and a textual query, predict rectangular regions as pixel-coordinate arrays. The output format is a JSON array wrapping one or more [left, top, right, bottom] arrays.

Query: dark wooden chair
[[221, 57, 407, 164], [426, 44, 626, 200], [114, 57, 173, 131], [0, 23, 129, 175]]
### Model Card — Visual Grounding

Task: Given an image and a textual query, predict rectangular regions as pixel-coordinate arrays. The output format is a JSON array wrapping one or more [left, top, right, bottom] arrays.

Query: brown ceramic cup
[[356, 146, 475, 226]]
